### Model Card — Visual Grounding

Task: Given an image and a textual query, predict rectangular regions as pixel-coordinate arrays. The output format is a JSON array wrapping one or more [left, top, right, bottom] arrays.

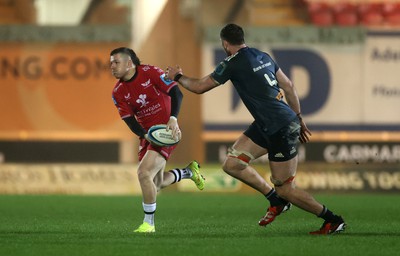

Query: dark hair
[[110, 47, 141, 66], [220, 24, 245, 45]]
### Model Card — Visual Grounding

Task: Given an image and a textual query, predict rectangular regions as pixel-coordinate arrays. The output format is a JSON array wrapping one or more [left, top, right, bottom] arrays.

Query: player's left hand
[[143, 133, 157, 146], [165, 65, 183, 81], [166, 117, 182, 141]]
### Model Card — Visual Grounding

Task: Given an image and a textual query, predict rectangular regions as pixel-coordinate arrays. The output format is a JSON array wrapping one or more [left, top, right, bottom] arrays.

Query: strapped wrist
[[174, 73, 183, 82], [296, 112, 303, 120], [170, 116, 177, 121]]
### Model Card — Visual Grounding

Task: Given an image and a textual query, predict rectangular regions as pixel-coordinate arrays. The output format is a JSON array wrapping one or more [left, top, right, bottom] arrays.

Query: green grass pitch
[[1, 193, 400, 256]]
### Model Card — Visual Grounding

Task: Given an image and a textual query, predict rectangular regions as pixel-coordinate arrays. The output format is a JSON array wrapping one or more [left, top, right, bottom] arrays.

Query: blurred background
[[0, 0, 399, 195]]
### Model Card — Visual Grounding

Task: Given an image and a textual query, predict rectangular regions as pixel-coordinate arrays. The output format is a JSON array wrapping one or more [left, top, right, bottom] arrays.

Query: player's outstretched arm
[[165, 65, 218, 94]]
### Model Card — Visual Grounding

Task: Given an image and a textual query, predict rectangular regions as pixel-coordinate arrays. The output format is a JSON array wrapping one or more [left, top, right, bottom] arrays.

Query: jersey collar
[[121, 66, 139, 83]]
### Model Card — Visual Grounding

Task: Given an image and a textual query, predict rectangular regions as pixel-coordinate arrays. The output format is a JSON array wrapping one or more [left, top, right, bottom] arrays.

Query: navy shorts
[[244, 119, 301, 162]]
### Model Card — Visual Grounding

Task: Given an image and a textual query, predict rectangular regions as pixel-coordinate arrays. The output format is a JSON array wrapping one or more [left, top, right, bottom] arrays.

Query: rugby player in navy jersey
[[165, 24, 345, 235], [110, 47, 205, 233]]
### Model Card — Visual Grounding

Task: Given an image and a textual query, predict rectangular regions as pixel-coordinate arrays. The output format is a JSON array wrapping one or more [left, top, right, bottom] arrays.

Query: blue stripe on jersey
[[160, 73, 174, 85]]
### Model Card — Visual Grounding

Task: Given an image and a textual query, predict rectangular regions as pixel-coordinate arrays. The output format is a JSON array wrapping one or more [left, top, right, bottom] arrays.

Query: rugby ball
[[147, 124, 180, 147]]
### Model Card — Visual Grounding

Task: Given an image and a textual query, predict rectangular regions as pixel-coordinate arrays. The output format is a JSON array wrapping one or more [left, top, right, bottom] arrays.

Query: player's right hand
[[166, 117, 182, 141], [165, 65, 183, 81]]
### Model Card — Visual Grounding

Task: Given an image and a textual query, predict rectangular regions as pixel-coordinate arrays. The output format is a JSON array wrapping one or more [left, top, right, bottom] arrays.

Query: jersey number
[[264, 74, 277, 86]]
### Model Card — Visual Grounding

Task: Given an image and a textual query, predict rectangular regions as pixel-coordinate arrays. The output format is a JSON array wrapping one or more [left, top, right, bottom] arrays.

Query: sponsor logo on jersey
[[154, 67, 163, 73], [136, 94, 149, 108], [136, 103, 162, 118], [253, 62, 271, 72], [214, 62, 227, 75], [124, 93, 131, 100], [142, 66, 150, 71], [160, 73, 174, 85], [141, 79, 151, 87]]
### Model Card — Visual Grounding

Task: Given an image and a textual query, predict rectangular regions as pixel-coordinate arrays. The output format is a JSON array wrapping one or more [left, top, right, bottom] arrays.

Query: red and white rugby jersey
[[112, 65, 177, 130]]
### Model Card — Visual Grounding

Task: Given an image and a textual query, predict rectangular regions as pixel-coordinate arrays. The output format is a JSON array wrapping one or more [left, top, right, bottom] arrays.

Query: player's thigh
[[267, 119, 301, 183], [231, 122, 270, 158], [269, 156, 298, 184], [138, 150, 167, 179], [231, 133, 268, 159], [224, 133, 268, 170]]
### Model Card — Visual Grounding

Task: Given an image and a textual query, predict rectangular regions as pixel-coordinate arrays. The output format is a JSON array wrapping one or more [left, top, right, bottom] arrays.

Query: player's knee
[[223, 147, 254, 173], [222, 157, 246, 174], [137, 168, 151, 182], [270, 175, 295, 187], [274, 184, 291, 199], [270, 175, 295, 197]]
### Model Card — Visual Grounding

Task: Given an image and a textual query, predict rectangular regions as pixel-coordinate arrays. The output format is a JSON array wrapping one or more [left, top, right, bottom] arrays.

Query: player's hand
[[143, 133, 161, 146], [143, 134, 152, 144], [143, 133, 151, 144], [166, 117, 182, 141], [299, 119, 312, 144], [165, 65, 183, 81]]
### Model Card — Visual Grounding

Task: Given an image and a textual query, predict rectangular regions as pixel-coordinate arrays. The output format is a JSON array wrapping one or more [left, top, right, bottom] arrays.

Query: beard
[[111, 71, 122, 79], [223, 46, 231, 56]]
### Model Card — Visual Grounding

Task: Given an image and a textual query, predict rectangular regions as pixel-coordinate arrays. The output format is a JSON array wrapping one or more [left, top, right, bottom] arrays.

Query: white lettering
[[324, 144, 400, 163], [136, 103, 161, 118], [253, 62, 272, 72], [363, 172, 378, 189], [324, 145, 337, 163], [296, 171, 363, 190]]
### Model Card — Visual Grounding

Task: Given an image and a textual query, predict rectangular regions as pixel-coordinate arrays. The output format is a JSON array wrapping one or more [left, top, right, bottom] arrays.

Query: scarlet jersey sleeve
[[112, 82, 133, 119], [149, 66, 178, 93]]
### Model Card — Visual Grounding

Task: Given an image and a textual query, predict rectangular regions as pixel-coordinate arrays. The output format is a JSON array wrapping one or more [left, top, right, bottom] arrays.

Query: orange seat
[[383, 3, 400, 26], [308, 2, 333, 26], [333, 3, 358, 26], [358, 3, 384, 26]]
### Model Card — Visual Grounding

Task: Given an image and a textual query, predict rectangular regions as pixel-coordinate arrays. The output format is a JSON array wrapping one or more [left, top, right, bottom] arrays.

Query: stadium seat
[[332, 3, 358, 26], [358, 3, 384, 26], [308, 2, 333, 26], [383, 3, 400, 26]]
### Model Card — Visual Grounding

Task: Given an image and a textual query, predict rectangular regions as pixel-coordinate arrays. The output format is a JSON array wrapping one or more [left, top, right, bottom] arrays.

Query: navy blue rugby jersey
[[210, 47, 296, 135]]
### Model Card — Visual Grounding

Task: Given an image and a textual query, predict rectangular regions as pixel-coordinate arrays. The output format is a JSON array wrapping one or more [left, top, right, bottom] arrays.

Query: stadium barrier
[[1, 162, 399, 194], [177, 162, 400, 193], [0, 164, 140, 195]]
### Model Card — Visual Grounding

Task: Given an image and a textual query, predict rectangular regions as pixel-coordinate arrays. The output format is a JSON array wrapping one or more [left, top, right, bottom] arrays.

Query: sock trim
[[265, 189, 276, 199], [318, 205, 328, 218], [143, 202, 156, 213], [169, 169, 182, 183]]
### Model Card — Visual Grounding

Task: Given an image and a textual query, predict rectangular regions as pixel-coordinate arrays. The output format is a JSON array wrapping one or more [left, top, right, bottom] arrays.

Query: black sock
[[319, 205, 337, 222], [265, 189, 288, 206]]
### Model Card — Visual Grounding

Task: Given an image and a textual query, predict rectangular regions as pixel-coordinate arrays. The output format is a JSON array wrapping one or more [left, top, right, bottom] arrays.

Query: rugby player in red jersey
[[110, 47, 205, 233]]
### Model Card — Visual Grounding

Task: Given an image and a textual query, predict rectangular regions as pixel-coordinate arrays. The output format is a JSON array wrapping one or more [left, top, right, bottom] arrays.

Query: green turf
[[0, 193, 399, 256]]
